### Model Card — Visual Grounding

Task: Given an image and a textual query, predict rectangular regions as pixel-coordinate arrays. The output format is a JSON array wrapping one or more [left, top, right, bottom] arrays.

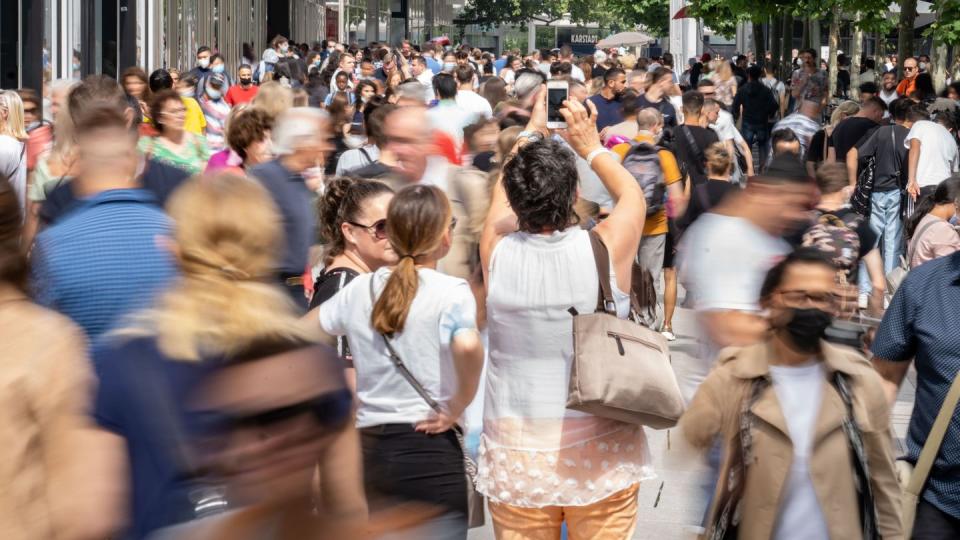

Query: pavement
[[468, 306, 917, 539]]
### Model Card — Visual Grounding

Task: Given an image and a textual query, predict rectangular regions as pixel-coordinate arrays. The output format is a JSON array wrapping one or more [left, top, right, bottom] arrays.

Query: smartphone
[[547, 80, 568, 129]]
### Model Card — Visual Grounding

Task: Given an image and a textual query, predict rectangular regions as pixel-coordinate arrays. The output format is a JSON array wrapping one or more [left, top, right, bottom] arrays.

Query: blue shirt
[[871, 252, 960, 519], [249, 159, 316, 276], [93, 335, 212, 539], [425, 56, 442, 74], [31, 189, 176, 340], [587, 93, 624, 132]]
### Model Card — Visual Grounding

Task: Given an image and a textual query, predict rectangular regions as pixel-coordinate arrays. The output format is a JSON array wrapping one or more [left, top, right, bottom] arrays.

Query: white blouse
[[478, 227, 654, 508]]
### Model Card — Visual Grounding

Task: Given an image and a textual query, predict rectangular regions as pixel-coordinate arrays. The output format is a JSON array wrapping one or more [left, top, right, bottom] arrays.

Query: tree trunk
[[770, 14, 782, 69], [811, 17, 821, 54], [753, 20, 765, 61], [851, 13, 863, 93], [801, 17, 810, 50], [932, 39, 948, 93], [828, 5, 840, 100], [897, 0, 918, 79], [782, 12, 794, 81]]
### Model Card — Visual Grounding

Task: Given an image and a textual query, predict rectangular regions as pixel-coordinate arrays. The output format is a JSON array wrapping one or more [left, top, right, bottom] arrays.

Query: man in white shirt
[[906, 114, 959, 201], [878, 71, 898, 107], [559, 45, 585, 82], [410, 56, 434, 104], [453, 65, 492, 121], [427, 72, 477, 150], [703, 97, 754, 184]]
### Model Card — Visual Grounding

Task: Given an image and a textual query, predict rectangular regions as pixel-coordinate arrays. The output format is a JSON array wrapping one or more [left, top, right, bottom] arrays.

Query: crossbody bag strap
[[367, 276, 443, 414], [906, 367, 960, 497], [588, 230, 616, 314], [680, 125, 704, 171], [832, 372, 880, 540]]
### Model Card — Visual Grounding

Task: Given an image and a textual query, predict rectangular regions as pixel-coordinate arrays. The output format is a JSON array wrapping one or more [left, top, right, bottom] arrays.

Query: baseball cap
[[206, 73, 226, 89]]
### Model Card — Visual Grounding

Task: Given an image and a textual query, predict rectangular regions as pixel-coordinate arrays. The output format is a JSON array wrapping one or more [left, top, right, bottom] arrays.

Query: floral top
[[714, 77, 737, 108], [138, 133, 210, 175]]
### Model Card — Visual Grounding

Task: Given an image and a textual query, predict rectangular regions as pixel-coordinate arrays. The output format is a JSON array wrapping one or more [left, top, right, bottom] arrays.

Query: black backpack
[[621, 141, 667, 216]]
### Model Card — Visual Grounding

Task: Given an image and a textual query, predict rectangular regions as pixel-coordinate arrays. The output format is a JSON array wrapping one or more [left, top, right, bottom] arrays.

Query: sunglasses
[[198, 388, 353, 433], [348, 218, 388, 240]]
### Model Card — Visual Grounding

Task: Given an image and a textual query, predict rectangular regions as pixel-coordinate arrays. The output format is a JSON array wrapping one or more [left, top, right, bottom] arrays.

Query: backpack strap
[[588, 230, 616, 314]]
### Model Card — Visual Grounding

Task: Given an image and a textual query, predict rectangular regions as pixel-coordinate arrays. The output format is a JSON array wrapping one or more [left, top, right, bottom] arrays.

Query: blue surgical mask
[[443, 62, 456, 72], [206, 87, 222, 100], [211, 64, 225, 74]]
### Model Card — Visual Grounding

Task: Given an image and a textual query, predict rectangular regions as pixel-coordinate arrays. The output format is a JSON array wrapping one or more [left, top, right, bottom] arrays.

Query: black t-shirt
[[856, 124, 909, 192], [671, 124, 720, 185], [682, 180, 739, 228], [39, 158, 190, 226], [830, 117, 880, 163], [636, 94, 678, 128], [806, 129, 831, 164]]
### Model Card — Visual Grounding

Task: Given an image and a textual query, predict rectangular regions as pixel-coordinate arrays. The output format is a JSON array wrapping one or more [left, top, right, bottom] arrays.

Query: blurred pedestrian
[[140, 89, 210, 175], [0, 90, 28, 211]]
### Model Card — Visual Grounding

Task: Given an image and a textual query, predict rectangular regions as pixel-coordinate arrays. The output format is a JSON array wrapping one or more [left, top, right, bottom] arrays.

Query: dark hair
[[863, 58, 876, 70], [890, 98, 913, 122], [771, 128, 799, 150], [372, 185, 451, 334], [0, 177, 26, 291], [454, 64, 475, 84], [681, 90, 705, 114], [226, 107, 273, 160], [859, 81, 879, 95], [433, 72, 457, 100], [906, 102, 931, 123], [603, 67, 626, 84], [149, 69, 174, 93], [620, 91, 643, 118], [906, 175, 960, 239], [462, 118, 497, 152], [943, 81, 960, 99], [197, 46, 211, 56], [481, 77, 507, 109], [747, 64, 763, 81], [121, 66, 152, 104], [800, 48, 818, 59], [364, 99, 393, 143], [354, 79, 377, 103], [759, 248, 836, 300], [862, 95, 887, 113], [697, 78, 715, 88], [912, 73, 937, 101], [550, 62, 572, 78], [149, 89, 184, 133], [318, 177, 393, 261], [17, 88, 41, 112], [502, 138, 579, 232], [650, 66, 673, 85], [815, 162, 848, 194]]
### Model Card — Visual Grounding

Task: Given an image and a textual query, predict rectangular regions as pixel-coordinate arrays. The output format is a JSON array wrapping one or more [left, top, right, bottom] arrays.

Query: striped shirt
[[773, 112, 821, 162], [872, 252, 960, 519], [31, 189, 176, 340]]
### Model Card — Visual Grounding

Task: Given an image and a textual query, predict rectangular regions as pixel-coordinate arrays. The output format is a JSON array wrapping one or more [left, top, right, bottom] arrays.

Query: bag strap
[[906, 367, 960, 497], [907, 219, 940, 268], [358, 146, 372, 165], [832, 372, 880, 540], [588, 230, 616, 314], [679, 125, 704, 172], [367, 276, 443, 414]]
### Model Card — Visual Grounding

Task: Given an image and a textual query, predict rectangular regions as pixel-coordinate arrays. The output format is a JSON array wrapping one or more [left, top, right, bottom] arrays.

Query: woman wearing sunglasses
[[84, 173, 367, 538], [317, 184, 484, 539]]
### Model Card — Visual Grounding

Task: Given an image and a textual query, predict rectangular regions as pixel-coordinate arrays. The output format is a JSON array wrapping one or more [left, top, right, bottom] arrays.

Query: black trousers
[[912, 499, 960, 539], [361, 424, 467, 531]]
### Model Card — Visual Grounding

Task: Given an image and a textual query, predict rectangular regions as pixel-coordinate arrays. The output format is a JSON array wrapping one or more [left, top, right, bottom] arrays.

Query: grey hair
[[636, 108, 663, 131], [396, 80, 427, 101], [513, 71, 544, 102], [271, 107, 329, 155], [50, 79, 79, 94]]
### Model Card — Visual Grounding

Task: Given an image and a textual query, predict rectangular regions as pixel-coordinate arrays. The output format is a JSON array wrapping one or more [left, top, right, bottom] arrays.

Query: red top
[[225, 84, 260, 106]]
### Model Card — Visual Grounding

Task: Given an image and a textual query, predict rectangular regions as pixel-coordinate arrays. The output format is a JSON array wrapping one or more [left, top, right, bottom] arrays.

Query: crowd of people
[[1, 34, 960, 540]]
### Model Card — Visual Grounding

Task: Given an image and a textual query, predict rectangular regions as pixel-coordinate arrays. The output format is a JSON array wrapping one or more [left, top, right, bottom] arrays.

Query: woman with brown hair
[[122, 66, 153, 124], [138, 89, 210, 175], [204, 106, 274, 175], [324, 92, 354, 176], [317, 184, 484, 538]]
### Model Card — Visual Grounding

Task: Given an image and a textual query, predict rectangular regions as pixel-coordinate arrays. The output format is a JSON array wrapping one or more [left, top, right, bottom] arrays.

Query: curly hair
[[502, 138, 579, 232], [226, 107, 273, 160], [317, 177, 393, 262]]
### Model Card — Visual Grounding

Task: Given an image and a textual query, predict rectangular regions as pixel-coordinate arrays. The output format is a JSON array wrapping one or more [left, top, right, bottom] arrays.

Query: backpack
[[621, 141, 667, 217], [801, 211, 861, 281]]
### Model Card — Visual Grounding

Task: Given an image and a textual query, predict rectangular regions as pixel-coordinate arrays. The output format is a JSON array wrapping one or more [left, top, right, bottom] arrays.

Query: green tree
[[457, 0, 572, 27], [598, 0, 671, 37]]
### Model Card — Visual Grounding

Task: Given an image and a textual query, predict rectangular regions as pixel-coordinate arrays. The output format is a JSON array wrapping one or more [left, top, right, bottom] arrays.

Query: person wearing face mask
[[188, 46, 213, 83], [202, 53, 233, 90], [225, 64, 260, 106], [174, 74, 208, 137], [679, 247, 903, 540], [198, 73, 231, 152], [442, 52, 457, 74]]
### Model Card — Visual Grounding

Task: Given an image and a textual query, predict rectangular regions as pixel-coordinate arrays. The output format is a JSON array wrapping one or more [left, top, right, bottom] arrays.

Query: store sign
[[556, 27, 603, 55]]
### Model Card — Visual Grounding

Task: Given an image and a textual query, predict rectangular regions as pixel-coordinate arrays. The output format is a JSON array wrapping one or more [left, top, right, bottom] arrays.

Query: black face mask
[[782, 308, 832, 353], [240, 78, 253, 86]]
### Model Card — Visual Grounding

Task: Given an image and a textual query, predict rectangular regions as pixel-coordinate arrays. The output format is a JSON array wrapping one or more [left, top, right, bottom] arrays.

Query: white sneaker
[[858, 293, 868, 310], [661, 329, 677, 341]]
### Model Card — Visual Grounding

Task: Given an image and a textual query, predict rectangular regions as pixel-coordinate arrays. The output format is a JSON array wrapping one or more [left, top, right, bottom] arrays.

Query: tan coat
[[0, 286, 94, 539], [679, 340, 903, 540]]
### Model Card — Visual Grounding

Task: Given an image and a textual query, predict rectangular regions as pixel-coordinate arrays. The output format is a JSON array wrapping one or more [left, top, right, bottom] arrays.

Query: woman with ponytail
[[317, 184, 484, 538], [87, 173, 365, 537], [905, 175, 960, 268]]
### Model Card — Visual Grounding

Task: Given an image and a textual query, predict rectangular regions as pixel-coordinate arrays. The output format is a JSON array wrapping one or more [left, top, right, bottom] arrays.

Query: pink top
[[910, 213, 960, 268], [204, 148, 244, 175]]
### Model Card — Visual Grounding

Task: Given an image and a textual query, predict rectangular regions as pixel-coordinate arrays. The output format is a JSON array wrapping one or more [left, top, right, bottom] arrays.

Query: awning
[[596, 31, 657, 48]]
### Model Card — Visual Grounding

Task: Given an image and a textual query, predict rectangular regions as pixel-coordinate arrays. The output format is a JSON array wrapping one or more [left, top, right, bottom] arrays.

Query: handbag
[[369, 279, 485, 528], [885, 219, 938, 300], [852, 125, 900, 216], [896, 368, 960, 537], [566, 231, 685, 429]]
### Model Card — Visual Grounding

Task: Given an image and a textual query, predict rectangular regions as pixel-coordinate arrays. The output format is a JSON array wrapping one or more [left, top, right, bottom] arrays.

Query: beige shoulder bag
[[566, 231, 685, 429], [897, 369, 960, 536]]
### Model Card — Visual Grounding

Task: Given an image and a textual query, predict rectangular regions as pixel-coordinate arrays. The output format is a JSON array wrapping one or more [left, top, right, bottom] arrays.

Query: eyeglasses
[[23, 107, 38, 115], [904, 66, 917, 72], [348, 218, 388, 240]]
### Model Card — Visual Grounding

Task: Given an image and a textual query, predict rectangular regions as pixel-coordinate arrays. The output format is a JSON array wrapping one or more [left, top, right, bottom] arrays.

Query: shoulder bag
[[897, 368, 960, 537], [368, 278, 485, 529], [885, 218, 939, 300], [566, 231, 685, 429]]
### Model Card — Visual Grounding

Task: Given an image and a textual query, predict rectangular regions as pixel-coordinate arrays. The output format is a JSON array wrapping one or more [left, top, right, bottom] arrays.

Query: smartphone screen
[[548, 86, 567, 123]]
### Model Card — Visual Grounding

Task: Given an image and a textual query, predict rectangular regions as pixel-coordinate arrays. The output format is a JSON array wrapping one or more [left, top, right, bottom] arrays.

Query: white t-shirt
[[416, 70, 434, 103], [905, 120, 959, 188], [318, 267, 478, 428], [769, 361, 831, 540], [570, 63, 586, 82], [710, 109, 745, 144], [335, 145, 380, 176], [455, 90, 493, 121], [0, 135, 26, 213], [677, 213, 790, 401]]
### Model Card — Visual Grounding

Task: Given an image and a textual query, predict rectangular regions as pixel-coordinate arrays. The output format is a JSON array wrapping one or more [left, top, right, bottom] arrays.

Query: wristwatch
[[517, 130, 544, 143]]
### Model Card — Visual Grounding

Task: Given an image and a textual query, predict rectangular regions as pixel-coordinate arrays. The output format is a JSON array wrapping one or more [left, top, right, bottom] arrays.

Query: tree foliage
[[927, 0, 960, 46], [458, 0, 671, 36], [599, 0, 671, 37]]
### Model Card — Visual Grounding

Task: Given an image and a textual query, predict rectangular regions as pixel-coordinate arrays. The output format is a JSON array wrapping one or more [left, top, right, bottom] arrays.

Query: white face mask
[[279, 44, 289, 53], [919, 62, 927, 71], [197, 57, 210, 69], [443, 62, 456, 72], [206, 87, 222, 100]]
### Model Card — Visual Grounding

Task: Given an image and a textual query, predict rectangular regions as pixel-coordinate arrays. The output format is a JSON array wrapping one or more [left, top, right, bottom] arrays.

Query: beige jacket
[[0, 286, 94, 539], [679, 340, 903, 540]]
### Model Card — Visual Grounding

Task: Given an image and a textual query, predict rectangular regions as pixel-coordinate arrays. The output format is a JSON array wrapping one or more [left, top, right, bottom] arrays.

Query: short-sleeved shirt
[[224, 84, 259, 106], [905, 120, 959, 188], [249, 159, 316, 276], [138, 133, 210, 175], [318, 267, 477, 428], [790, 68, 828, 107], [636, 94, 678, 128], [611, 134, 683, 236], [587, 93, 624, 131], [909, 214, 960, 268], [774, 113, 821, 161], [830, 117, 879, 163], [309, 267, 360, 363], [672, 124, 720, 185], [871, 252, 960, 519], [181, 97, 207, 136], [856, 124, 909, 192]]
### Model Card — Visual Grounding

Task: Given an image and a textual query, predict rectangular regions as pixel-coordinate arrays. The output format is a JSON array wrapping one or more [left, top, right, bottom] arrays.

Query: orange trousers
[[488, 484, 640, 540]]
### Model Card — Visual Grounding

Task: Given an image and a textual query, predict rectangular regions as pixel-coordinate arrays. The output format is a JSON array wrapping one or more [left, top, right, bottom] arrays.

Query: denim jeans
[[858, 189, 903, 294], [742, 122, 771, 171]]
